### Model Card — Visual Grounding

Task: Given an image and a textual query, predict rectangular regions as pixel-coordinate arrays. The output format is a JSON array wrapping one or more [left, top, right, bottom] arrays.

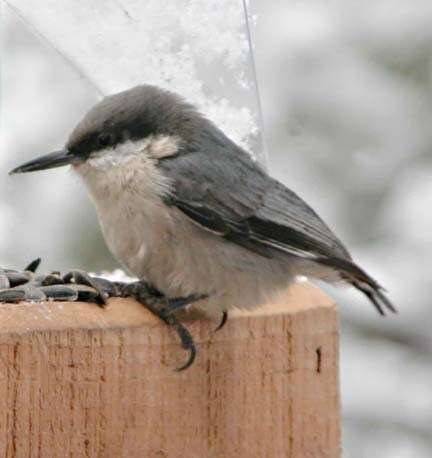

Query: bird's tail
[[314, 256, 397, 315]]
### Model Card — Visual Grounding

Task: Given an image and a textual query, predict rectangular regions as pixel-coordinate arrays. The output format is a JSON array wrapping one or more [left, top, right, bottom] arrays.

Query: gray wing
[[159, 126, 398, 316], [158, 127, 351, 262]]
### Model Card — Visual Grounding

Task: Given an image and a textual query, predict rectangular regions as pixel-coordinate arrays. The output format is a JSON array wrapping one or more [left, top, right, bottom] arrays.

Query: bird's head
[[9, 85, 200, 177]]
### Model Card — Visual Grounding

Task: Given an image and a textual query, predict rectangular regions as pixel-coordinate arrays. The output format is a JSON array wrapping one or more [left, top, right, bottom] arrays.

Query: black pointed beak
[[9, 150, 77, 175]]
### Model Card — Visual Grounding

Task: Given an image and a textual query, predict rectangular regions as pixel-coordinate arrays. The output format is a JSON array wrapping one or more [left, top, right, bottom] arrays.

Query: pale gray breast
[[74, 150, 175, 275]]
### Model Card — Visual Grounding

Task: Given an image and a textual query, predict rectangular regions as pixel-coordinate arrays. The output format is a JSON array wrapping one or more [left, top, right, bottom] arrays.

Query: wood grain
[[0, 281, 340, 457]]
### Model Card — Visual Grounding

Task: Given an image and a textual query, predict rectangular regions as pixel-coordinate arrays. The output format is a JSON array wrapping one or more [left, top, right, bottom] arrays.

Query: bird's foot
[[115, 280, 206, 310], [62, 270, 116, 306], [0, 262, 206, 370], [115, 280, 205, 370]]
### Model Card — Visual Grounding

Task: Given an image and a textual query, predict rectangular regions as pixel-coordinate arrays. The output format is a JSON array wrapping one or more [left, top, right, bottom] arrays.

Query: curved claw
[[168, 314, 197, 371], [124, 283, 198, 371], [67, 284, 102, 302], [214, 310, 228, 332], [175, 343, 196, 372], [63, 270, 109, 306]]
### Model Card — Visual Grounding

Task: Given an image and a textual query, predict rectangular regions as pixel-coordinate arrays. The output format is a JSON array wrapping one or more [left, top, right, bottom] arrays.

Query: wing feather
[[158, 124, 396, 314], [159, 126, 350, 262]]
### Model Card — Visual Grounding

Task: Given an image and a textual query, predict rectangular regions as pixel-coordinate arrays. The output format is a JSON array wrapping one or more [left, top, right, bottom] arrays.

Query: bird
[[10, 84, 396, 369]]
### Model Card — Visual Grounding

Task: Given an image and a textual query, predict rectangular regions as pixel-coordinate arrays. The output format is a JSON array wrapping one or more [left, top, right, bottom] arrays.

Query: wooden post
[[0, 282, 340, 458]]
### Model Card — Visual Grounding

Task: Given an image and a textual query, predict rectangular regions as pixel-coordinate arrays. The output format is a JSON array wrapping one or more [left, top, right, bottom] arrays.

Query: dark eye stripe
[[97, 132, 115, 148]]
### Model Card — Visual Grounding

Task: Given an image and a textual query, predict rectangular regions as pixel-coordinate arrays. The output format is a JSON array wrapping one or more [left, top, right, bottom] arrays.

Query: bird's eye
[[97, 132, 115, 148]]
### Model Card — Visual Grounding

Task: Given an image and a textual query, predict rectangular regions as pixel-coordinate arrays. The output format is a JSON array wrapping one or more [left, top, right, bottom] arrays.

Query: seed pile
[[0, 258, 120, 305]]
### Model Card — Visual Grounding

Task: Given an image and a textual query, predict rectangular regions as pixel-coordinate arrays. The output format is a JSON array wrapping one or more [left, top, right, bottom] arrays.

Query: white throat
[[73, 134, 179, 206]]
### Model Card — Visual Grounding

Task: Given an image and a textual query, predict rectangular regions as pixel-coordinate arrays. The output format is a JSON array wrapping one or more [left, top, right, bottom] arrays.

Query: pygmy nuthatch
[[10, 85, 396, 368]]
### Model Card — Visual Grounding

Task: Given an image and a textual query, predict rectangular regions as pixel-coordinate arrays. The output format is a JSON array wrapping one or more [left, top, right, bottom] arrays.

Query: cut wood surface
[[0, 281, 340, 458]]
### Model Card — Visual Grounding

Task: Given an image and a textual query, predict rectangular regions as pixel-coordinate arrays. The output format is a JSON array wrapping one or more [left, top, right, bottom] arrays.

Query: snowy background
[[1, 0, 431, 456]]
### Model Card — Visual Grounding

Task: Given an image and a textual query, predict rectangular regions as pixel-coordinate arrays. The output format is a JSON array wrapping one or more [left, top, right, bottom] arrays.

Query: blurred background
[[1, 0, 431, 456]]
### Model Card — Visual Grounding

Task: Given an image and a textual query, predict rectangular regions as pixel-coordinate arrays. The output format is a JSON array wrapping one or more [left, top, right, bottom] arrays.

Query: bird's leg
[[112, 279, 161, 300], [115, 280, 205, 313], [114, 280, 203, 370]]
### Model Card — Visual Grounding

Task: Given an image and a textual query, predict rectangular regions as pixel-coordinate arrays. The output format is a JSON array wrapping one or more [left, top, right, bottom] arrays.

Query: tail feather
[[351, 280, 397, 315], [314, 256, 397, 315]]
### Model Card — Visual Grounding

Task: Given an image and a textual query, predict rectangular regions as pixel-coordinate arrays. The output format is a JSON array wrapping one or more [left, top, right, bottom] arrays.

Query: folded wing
[[158, 126, 395, 315]]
